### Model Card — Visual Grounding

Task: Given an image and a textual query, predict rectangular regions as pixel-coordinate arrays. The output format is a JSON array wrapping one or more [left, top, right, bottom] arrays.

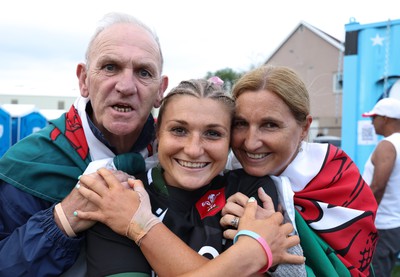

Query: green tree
[[205, 68, 244, 92]]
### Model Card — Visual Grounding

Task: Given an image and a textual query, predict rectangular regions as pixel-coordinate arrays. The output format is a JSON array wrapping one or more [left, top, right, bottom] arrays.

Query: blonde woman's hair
[[232, 65, 310, 125]]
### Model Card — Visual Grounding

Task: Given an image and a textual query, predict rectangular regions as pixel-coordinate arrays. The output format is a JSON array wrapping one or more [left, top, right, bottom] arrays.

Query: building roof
[[265, 21, 344, 63]]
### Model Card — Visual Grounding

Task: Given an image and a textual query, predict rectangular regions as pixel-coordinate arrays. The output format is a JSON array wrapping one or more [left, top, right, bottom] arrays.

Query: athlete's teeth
[[179, 160, 206, 168]]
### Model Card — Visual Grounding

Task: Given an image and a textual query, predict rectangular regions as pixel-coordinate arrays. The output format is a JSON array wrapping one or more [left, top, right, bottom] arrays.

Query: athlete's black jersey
[[86, 168, 278, 277]]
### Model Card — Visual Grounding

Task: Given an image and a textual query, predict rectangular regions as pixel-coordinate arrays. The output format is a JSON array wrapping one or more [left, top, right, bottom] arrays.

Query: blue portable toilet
[[0, 106, 12, 156], [342, 18, 400, 172], [2, 104, 48, 145]]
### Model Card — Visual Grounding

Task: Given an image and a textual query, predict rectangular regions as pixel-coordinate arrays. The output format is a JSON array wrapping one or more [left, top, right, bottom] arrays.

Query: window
[[11, 99, 18, 104], [58, 101, 65, 110], [333, 72, 343, 93]]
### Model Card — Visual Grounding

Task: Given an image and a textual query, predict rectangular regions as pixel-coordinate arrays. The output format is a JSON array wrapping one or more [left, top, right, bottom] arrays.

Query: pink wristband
[[233, 230, 273, 273]]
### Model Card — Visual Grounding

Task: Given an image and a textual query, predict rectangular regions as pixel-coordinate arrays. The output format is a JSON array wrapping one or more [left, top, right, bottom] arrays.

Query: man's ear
[[77, 63, 89, 98], [154, 75, 169, 108]]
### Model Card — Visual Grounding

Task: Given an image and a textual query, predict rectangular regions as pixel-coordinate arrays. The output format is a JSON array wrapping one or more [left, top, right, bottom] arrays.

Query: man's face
[[78, 23, 167, 149], [371, 115, 385, 135]]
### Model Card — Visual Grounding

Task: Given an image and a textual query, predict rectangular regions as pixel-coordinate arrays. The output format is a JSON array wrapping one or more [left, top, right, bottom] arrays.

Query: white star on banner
[[371, 34, 384, 46]]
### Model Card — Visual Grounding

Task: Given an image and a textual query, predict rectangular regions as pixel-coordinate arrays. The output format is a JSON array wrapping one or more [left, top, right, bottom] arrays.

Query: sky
[[1, 0, 399, 97]]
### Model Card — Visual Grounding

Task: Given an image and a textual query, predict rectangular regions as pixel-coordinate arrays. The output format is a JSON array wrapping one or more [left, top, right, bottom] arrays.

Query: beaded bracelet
[[54, 203, 77, 237], [233, 230, 273, 273]]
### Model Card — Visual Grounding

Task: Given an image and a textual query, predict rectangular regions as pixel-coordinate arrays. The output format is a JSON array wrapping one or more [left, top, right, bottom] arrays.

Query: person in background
[[362, 97, 400, 277], [222, 65, 378, 276], [0, 12, 168, 276], [76, 78, 305, 276]]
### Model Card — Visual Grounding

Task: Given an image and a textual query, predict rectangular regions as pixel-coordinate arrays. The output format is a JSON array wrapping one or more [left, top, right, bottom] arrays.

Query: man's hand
[[54, 169, 133, 236]]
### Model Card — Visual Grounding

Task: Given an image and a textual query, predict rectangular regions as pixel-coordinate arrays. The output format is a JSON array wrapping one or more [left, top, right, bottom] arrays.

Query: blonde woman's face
[[231, 90, 308, 176]]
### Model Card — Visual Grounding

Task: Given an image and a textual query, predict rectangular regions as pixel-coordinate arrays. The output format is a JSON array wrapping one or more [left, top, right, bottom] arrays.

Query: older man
[[0, 12, 168, 276]]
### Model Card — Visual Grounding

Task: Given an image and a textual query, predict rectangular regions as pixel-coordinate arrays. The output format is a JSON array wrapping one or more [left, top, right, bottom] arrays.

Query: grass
[[392, 265, 400, 277]]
